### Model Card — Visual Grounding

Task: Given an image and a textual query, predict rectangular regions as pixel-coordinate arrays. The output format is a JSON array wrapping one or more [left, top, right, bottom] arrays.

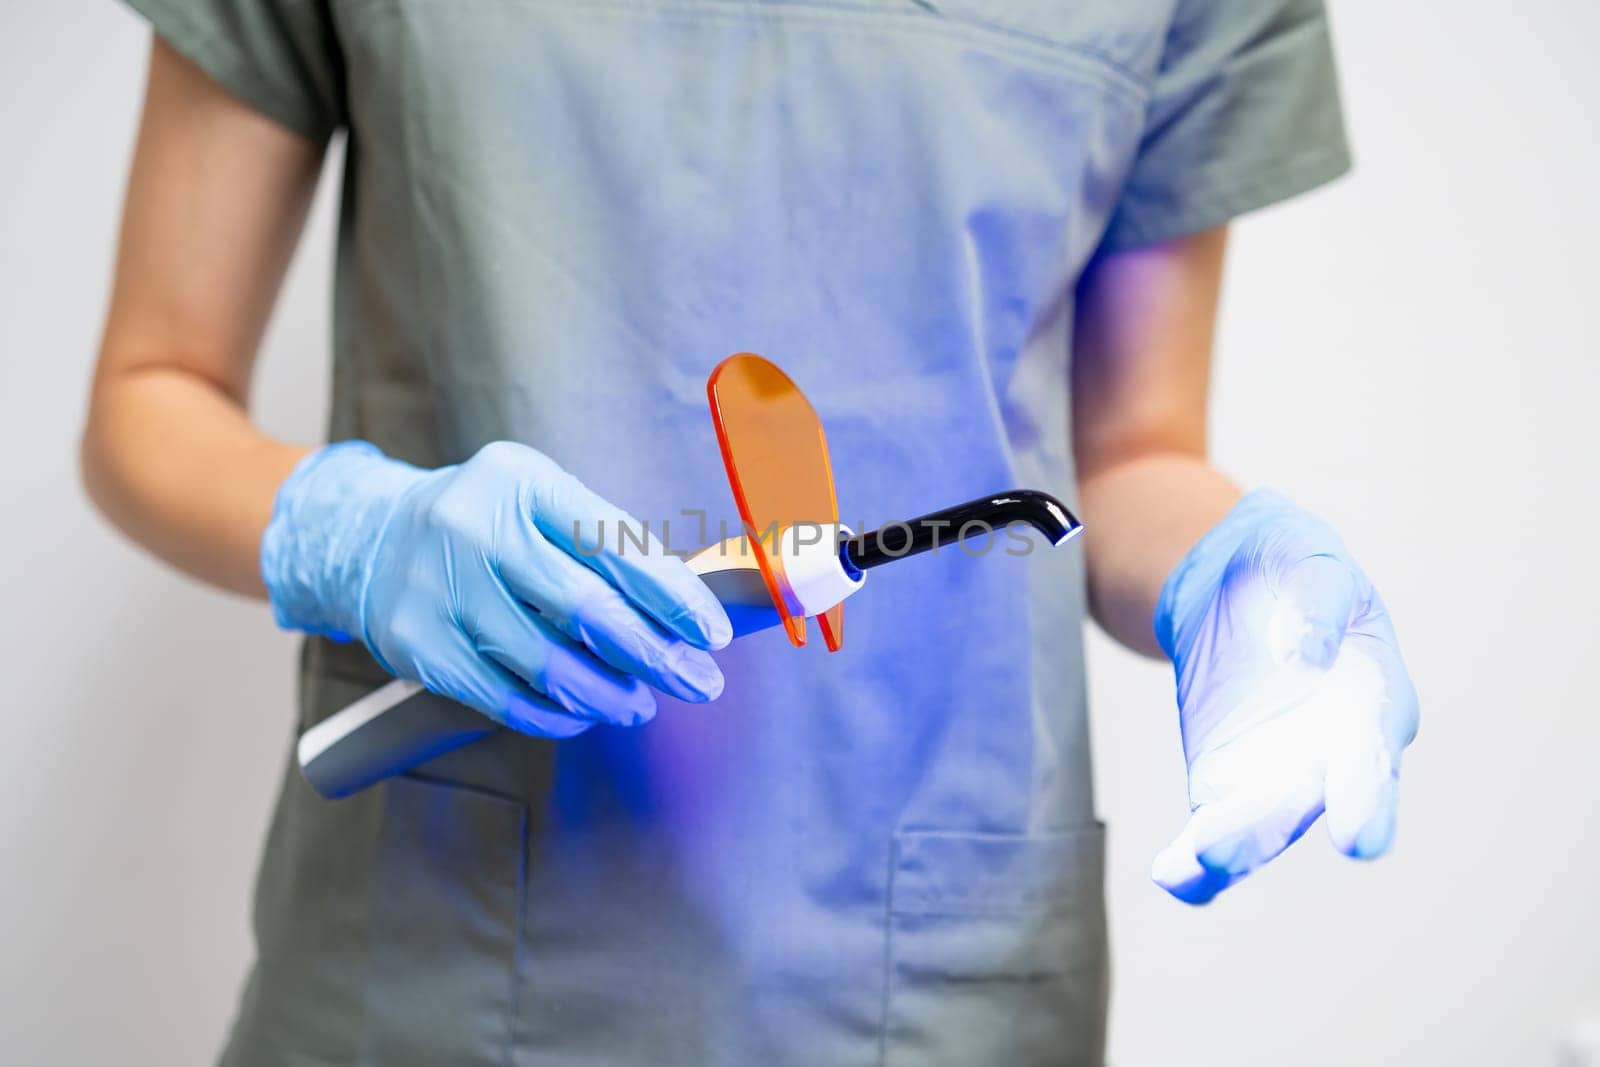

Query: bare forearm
[[1068, 225, 1235, 657], [1079, 454, 1238, 657], [83, 38, 327, 597], [82, 367, 306, 596]]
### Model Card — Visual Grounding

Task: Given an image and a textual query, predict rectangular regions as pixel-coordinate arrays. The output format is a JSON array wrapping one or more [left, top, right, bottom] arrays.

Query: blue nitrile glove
[[261, 441, 733, 738], [1150, 490, 1419, 904]]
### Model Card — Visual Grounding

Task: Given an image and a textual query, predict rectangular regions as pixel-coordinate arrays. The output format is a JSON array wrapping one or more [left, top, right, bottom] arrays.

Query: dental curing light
[[296, 354, 1081, 799]]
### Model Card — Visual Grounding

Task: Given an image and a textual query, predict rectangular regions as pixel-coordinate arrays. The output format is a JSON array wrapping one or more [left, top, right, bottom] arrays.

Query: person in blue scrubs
[[84, 1, 1418, 1063]]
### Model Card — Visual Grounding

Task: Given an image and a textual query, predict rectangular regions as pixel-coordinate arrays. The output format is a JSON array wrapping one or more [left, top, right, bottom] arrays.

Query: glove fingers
[[1348, 615, 1421, 755], [527, 466, 732, 650], [1194, 783, 1325, 876], [1151, 821, 1239, 905], [1325, 735, 1400, 859], [499, 539, 725, 703], [471, 593, 658, 727], [568, 591, 726, 703], [437, 649, 594, 740], [1153, 781, 1323, 905], [499, 686, 597, 740], [1322, 632, 1413, 859]]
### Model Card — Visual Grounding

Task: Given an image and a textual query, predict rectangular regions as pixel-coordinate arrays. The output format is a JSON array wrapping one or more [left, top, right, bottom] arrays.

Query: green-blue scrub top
[[123, 0, 1350, 1062]]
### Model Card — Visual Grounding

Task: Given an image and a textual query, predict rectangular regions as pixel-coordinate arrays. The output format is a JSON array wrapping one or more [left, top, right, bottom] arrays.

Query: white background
[[2, 2, 1596, 1064]]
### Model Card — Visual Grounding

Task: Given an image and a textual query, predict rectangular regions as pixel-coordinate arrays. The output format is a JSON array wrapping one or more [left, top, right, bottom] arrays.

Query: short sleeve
[[1100, 0, 1351, 251], [122, 0, 346, 141]]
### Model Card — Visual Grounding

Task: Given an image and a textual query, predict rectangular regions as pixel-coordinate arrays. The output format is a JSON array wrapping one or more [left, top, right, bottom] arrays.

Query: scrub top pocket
[[358, 775, 528, 1067], [224, 662, 534, 1067], [882, 826, 1108, 1066]]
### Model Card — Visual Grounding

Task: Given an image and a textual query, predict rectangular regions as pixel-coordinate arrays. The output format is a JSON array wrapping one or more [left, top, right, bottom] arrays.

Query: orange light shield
[[706, 354, 844, 651]]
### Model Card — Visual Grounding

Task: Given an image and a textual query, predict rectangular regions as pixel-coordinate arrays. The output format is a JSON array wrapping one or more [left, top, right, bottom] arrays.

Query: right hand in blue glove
[[261, 440, 733, 738]]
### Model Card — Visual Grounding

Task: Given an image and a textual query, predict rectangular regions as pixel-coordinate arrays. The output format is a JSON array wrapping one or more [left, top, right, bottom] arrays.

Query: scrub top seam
[[351, 0, 1150, 105], [875, 836, 899, 1067]]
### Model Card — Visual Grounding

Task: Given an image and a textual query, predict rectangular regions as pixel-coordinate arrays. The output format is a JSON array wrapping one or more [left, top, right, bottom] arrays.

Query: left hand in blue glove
[[1151, 490, 1419, 904]]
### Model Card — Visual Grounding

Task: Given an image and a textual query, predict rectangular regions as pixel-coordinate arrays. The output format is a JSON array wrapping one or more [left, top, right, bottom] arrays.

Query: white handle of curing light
[[296, 525, 863, 799]]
